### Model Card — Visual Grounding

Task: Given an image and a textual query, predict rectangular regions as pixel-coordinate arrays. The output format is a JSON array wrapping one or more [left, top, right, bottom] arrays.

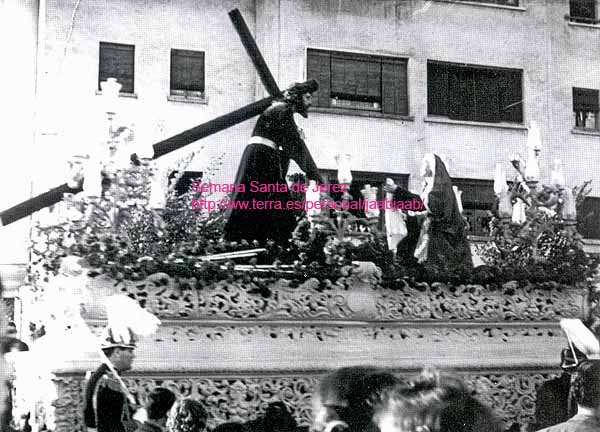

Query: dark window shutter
[[452, 179, 495, 210], [427, 62, 448, 116], [474, 70, 500, 122], [367, 61, 381, 99], [570, 0, 596, 19], [498, 70, 523, 123], [573, 88, 599, 112], [448, 67, 475, 121], [331, 53, 381, 102], [578, 197, 600, 239], [331, 55, 353, 97], [307, 50, 331, 108], [170, 49, 204, 92], [99, 42, 134, 93], [381, 58, 408, 115]]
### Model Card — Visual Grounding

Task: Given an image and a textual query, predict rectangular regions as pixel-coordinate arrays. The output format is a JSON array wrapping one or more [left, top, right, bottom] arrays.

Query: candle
[[494, 163, 507, 195], [550, 159, 566, 189], [361, 184, 380, 219], [306, 180, 321, 217], [335, 154, 353, 185]]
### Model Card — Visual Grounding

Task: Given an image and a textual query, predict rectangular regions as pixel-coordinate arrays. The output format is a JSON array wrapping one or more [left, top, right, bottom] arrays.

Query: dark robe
[[532, 373, 575, 431], [418, 155, 472, 270], [392, 187, 421, 266], [84, 364, 137, 432], [224, 101, 323, 245]]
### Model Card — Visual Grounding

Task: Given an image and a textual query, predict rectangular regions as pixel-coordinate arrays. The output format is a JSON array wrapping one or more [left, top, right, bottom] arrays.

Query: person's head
[[100, 326, 136, 372], [146, 387, 176, 425], [374, 368, 499, 432], [284, 79, 319, 118], [572, 360, 600, 410], [436, 394, 501, 432], [101, 346, 135, 372], [262, 401, 297, 432], [167, 398, 208, 432], [313, 366, 402, 432]]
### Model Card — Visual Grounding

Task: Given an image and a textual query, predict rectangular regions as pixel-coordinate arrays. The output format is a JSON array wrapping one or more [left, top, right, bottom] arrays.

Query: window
[[170, 49, 205, 98], [452, 178, 495, 237], [427, 61, 523, 123], [569, 0, 597, 23], [573, 88, 598, 130], [98, 42, 135, 94], [320, 170, 409, 229], [307, 49, 408, 116], [579, 197, 600, 239]]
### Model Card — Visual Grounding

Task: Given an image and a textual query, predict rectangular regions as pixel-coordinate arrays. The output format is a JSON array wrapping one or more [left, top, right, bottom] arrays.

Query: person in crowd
[[244, 401, 297, 432], [167, 398, 208, 432], [223, 79, 324, 246], [312, 366, 402, 432], [135, 387, 177, 432], [535, 360, 600, 432], [374, 368, 501, 432], [213, 401, 296, 432], [1, 321, 29, 354], [83, 326, 139, 432], [532, 349, 582, 430], [0, 276, 13, 432]]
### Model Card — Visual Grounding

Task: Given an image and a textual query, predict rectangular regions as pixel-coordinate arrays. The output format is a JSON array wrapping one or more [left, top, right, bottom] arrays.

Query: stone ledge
[[424, 116, 528, 130], [432, 0, 526, 12]]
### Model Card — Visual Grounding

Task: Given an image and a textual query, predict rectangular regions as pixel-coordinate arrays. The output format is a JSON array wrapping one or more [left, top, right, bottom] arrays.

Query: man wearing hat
[[84, 326, 139, 432], [224, 79, 324, 246]]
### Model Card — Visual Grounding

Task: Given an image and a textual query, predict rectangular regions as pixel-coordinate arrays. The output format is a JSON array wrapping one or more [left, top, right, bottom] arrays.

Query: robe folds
[[224, 101, 323, 245], [391, 187, 422, 266], [415, 155, 472, 270]]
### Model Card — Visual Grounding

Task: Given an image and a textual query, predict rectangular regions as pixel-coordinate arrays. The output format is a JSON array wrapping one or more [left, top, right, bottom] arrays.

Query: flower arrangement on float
[[27, 82, 599, 306], [474, 121, 599, 286]]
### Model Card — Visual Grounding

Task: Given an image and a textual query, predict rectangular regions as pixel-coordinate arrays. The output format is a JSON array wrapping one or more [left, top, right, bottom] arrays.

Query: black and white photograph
[[2, 1, 600, 431]]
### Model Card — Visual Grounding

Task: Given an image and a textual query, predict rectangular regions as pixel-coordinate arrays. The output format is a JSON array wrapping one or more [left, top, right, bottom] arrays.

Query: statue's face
[[295, 93, 313, 118]]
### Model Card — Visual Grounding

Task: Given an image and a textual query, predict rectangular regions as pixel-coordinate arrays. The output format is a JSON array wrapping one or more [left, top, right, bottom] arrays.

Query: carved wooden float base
[[51, 368, 559, 432], [24, 273, 584, 431]]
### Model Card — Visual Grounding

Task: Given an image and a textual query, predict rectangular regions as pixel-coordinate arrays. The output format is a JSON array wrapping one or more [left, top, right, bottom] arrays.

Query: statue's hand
[[298, 127, 306, 140]]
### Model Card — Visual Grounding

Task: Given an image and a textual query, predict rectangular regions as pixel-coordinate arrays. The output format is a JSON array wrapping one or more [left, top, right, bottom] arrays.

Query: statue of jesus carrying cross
[[223, 79, 324, 245]]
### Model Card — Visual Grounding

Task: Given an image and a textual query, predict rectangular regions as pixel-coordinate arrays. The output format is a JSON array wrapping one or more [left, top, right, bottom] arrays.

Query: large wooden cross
[[0, 9, 295, 226]]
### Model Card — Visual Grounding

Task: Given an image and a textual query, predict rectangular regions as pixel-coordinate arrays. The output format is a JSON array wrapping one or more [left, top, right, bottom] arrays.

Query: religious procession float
[[2, 9, 599, 432]]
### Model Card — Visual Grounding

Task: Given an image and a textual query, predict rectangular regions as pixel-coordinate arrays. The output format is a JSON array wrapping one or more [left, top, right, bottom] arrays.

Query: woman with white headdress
[[413, 154, 472, 270]]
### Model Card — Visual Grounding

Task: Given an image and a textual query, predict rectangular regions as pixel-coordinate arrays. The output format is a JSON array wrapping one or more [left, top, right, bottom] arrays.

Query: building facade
[[25, 0, 600, 230]]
